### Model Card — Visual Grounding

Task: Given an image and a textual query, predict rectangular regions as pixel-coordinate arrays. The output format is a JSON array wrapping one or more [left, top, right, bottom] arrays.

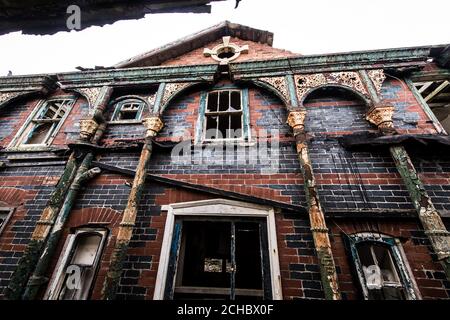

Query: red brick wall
[[161, 37, 296, 66]]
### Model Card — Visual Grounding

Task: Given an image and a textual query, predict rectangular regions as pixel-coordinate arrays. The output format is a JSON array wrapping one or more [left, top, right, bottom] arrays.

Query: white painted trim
[[153, 198, 283, 300], [44, 228, 107, 300]]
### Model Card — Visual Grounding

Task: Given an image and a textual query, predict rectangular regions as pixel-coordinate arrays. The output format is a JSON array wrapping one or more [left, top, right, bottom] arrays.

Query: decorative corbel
[[286, 110, 306, 132], [79, 118, 99, 141], [142, 116, 164, 138], [366, 103, 396, 134]]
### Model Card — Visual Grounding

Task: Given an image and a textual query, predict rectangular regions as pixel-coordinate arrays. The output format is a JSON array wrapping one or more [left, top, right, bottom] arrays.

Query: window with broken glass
[[344, 233, 419, 300], [0, 207, 13, 235], [164, 218, 272, 300], [45, 228, 107, 300], [413, 79, 450, 133], [13, 99, 74, 147], [202, 89, 247, 141], [111, 98, 145, 121]]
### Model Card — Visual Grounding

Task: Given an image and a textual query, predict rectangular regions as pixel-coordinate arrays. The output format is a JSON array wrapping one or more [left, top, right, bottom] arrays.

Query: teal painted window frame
[[110, 98, 146, 122], [9, 97, 75, 149], [344, 233, 419, 300], [195, 88, 250, 144]]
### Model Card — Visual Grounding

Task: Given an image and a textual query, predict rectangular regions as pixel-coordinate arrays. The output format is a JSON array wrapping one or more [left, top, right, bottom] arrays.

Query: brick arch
[[66, 207, 122, 229], [0, 187, 30, 206], [302, 84, 371, 108]]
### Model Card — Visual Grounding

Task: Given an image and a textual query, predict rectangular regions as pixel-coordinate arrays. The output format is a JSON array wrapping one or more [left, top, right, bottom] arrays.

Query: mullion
[[230, 221, 236, 300]]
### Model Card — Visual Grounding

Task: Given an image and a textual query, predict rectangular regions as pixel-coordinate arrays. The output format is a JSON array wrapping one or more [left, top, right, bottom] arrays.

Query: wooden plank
[[417, 81, 433, 94], [424, 80, 449, 102]]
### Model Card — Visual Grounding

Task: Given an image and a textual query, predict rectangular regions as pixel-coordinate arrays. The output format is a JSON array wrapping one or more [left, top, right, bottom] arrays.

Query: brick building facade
[[0, 21, 449, 300]]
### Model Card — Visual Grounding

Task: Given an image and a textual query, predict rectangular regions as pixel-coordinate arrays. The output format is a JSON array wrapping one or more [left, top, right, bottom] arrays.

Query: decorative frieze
[[75, 87, 103, 110], [295, 71, 369, 104], [143, 116, 164, 138], [258, 77, 290, 104], [368, 69, 386, 94], [160, 82, 192, 108], [0, 91, 23, 107]]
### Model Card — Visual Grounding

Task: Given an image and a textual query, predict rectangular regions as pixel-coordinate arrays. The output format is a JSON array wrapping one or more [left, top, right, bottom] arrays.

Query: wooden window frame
[[195, 87, 250, 144], [110, 98, 146, 122], [154, 199, 282, 300], [0, 207, 14, 235], [8, 97, 75, 150], [344, 232, 421, 300], [44, 227, 108, 300]]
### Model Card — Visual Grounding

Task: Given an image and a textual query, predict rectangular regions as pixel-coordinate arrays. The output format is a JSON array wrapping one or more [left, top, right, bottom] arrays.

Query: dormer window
[[111, 98, 145, 121]]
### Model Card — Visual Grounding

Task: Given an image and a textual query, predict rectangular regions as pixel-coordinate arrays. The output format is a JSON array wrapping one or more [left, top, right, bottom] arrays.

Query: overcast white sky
[[0, 0, 449, 76]]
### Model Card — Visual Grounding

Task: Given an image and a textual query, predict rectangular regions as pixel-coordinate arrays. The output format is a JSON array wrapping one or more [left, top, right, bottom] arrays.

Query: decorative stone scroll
[[258, 76, 291, 105], [295, 71, 370, 104], [160, 82, 192, 108]]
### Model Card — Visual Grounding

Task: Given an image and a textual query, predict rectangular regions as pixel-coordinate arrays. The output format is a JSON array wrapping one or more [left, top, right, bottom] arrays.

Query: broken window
[[0, 208, 13, 235], [344, 233, 419, 300], [165, 218, 272, 300], [14, 99, 74, 147], [203, 90, 245, 141], [111, 99, 145, 121], [45, 228, 107, 300], [413, 80, 450, 133]]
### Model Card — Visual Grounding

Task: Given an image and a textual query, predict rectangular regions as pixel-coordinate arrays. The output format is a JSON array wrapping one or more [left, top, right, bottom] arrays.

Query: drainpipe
[[360, 70, 450, 278], [101, 115, 163, 300], [6, 86, 113, 300], [286, 110, 342, 300]]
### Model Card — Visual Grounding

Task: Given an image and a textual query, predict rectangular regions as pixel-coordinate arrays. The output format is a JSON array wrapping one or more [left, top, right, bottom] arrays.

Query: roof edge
[[113, 21, 274, 68]]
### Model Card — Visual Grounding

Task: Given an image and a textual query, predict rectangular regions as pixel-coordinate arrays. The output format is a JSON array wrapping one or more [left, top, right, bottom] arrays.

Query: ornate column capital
[[366, 103, 395, 131], [79, 118, 99, 141], [142, 116, 164, 138], [287, 111, 307, 130]]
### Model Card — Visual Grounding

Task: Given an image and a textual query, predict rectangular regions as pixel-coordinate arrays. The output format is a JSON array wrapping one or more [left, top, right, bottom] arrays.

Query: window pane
[[356, 242, 376, 267], [205, 115, 218, 139], [71, 234, 102, 266], [372, 244, 400, 283], [207, 92, 218, 112], [24, 122, 53, 144], [0, 211, 9, 229], [219, 91, 229, 112], [218, 115, 229, 139], [180, 221, 231, 288], [235, 222, 262, 290], [229, 114, 242, 138], [230, 91, 241, 111]]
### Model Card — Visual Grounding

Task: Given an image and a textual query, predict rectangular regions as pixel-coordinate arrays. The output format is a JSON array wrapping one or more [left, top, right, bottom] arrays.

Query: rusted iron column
[[287, 110, 341, 300], [361, 70, 450, 276], [101, 115, 163, 300], [6, 86, 113, 300]]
